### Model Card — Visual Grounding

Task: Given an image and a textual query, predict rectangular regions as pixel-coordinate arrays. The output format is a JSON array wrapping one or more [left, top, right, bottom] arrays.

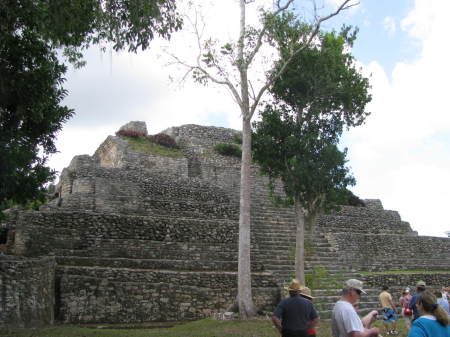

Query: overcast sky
[[49, 0, 450, 238]]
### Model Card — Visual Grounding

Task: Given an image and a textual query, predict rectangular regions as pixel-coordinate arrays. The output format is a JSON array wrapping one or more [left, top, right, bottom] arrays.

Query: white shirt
[[332, 300, 364, 337]]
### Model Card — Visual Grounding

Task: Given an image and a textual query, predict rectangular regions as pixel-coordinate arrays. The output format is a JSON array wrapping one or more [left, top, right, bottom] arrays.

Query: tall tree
[[167, 0, 357, 318], [252, 26, 371, 284], [253, 105, 355, 283], [0, 0, 182, 211]]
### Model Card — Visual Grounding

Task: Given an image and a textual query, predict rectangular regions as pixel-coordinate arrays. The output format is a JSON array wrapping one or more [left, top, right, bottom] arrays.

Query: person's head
[[402, 289, 410, 296], [286, 279, 301, 296], [417, 291, 450, 326], [416, 280, 426, 292], [342, 279, 365, 304], [381, 285, 389, 291]]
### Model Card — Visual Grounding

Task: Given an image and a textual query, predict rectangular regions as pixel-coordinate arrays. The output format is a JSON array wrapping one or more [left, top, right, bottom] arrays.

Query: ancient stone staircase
[[249, 177, 388, 319]]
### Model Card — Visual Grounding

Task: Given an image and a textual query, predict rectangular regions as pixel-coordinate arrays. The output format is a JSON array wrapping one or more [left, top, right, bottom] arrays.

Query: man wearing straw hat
[[299, 285, 318, 337], [272, 279, 319, 337]]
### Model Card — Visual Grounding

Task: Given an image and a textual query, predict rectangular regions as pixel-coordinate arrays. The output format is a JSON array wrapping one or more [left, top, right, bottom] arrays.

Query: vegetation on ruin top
[[124, 136, 183, 158]]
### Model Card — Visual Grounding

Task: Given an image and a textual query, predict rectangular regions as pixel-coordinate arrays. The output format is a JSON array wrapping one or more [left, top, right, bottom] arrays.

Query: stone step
[[316, 308, 376, 320], [252, 241, 332, 249], [55, 256, 264, 272], [314, 301, 380, 312], [255, 250, 338, 257]]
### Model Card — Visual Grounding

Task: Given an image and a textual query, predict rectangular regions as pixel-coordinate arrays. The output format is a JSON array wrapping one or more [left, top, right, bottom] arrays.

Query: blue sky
[[324, 0, 417, 75], [50, 0, 450, 237]]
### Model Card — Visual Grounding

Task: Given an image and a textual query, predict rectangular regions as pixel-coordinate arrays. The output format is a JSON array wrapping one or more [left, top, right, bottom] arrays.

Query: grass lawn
[[0, 318, 411, 337]]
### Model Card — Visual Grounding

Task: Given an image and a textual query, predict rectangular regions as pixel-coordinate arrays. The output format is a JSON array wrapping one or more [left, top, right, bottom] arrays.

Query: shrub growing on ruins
[[148, 133, 178, 149], [125, 136, 183, 158], [214, 143, 242, 158], [341, 189, 366, 207], [115, 130, 147, 138], [232, 134, 243, 144]]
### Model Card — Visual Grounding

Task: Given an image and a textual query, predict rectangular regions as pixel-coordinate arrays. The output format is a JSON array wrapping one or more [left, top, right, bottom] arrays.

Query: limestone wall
[[3, 122, 450, 327], [47, 166, 239, 218], [14, 211, 240, 257], [317, 205, 415, 235], [93, 135, 188, 177], [0, 256, 55, 328], [11, 209, 277, 323], [362, 272, 450, 290], [56, 267, 279, 323], [330, 233, 450, 271]]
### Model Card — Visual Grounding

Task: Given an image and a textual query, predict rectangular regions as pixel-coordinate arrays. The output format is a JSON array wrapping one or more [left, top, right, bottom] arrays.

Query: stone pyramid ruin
[[1, 121, 449, 328]]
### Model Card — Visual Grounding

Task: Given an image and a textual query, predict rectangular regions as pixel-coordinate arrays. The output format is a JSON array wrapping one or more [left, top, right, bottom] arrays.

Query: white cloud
[[344, 0, 450, 237], [49, 0, 268, 175], [47, 0, 450, 238], [383, 16, 396, 36]]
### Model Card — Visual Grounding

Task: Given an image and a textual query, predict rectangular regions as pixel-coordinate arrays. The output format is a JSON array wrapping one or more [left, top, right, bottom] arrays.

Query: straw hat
[[299, 285, 314, 300], [285, 279, 301, 292]]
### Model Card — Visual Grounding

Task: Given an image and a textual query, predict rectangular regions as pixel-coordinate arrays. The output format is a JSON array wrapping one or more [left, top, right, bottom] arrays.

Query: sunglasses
[[353, 289, 362, 296]]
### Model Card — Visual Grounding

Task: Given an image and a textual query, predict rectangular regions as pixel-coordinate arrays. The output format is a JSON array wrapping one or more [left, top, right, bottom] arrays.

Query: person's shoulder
[[334, 300, 353, 311], [277, 297, 290, 306]]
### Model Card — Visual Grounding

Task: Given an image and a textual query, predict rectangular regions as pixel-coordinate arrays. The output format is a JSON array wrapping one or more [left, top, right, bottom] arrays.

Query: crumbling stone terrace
[[1, 121, 449, 328]]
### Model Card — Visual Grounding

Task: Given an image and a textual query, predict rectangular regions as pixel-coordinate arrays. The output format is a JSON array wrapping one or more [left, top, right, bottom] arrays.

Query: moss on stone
[[124, 136, 183, 158]]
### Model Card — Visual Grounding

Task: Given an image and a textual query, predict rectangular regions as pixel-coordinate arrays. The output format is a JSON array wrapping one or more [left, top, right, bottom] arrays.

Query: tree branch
[[248, 0, 357, 118], [245, 0, 295, 67]]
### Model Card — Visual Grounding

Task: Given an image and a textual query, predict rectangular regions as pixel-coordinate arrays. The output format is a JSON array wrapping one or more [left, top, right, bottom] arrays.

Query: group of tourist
[[271, 279, 450, 337]]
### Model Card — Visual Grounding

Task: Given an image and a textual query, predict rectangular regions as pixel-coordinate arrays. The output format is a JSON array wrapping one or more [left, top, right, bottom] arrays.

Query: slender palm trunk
[[236, 0, 256, 319], [237, 112, 256, 319], [294, 198, 306, 285]]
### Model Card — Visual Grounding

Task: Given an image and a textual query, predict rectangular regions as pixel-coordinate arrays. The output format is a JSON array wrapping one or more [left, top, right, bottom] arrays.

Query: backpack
[[404, 303, 413, 316]]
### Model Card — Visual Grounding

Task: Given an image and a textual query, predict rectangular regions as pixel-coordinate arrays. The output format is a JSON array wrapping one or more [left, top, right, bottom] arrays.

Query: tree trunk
[[306, 212, 317, 238], [294, 198, 306, 285], [237, 115, 256, 319], [236, 0, 256, 320]]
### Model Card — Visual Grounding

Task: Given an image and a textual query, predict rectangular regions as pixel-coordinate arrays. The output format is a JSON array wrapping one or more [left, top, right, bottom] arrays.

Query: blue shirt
[[408, 316, 450, 337], [410, 293, 422, 321], [273, 294, 319, 332]]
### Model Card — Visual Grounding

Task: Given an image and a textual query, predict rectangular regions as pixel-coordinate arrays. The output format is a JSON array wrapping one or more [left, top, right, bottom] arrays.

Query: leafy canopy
[[0, 0, 182, 212], [253, 105, 355, 212], [253, 21, 371, 213]]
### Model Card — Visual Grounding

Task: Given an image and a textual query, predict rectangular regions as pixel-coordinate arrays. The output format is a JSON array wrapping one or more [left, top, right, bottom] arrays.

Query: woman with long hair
[[408, 290, 450, 337]]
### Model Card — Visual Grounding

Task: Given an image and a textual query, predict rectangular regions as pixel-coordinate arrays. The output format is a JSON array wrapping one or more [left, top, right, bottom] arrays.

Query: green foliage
[[0, 28, 70, 206], [214, 143, 242, 158], [0, 1, 182, 213], [252, 22, 371, 215], [305, 267, 345, 290], [269, 21, 371, 132], [339, 189, 366, 207], [0, 319, 280, 337], [232, 134, 243, 145], [124, 136, 183, 158], [0, 318, 412, 337], [253, 105, 356, 214], [360, 270, 450, 275]]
